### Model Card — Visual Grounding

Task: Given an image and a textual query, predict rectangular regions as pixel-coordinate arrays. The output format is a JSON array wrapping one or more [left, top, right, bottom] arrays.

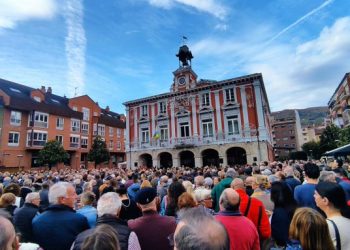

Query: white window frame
[[27, 131, 48, 146], [202, 119, 213, 138], [81, 137, 88, 148], [33, 111, 49, 128], [109, 140, 114, 149], [225, 88, 235, 102], [71, 119, 80, 132], [8, 132, 20, 146], [160, 125, 168, 141], [10, 111, 21, 126], [70, 135, 80, 148], [98, 124, 105, 136], [179, 122, 190, 138], [55, 135, 63, 145], [159, 101, 166, 114], [116, 141, 121, 150], [82, 107, 90, 121], [141, 105, 148, 117], [227, 115, 240, 135], [109, 127, 114, 136], [141, 128, 149, 143], [81, 122, 89, 135], [117, 128, 121, 138], [56, 117, 64, 130]]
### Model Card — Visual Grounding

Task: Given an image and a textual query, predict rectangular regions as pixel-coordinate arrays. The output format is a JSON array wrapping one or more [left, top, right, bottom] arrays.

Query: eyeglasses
[[168, 233, 175, 247]]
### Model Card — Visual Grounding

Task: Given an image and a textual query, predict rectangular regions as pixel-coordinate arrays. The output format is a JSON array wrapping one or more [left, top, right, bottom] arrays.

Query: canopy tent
[[324, 143, 350, 157]]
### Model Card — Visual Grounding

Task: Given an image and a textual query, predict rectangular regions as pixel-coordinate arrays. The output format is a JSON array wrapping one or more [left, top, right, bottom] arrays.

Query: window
[[33, 96, 41, 102], [201, 93, 210, 106], [98, 124, 105, 136], [81, 137, 88, 148], [109, 127, 114, 136], [117, 128, 121, 138], [141, 105, 148, 116], [10, 111, 21, 126], [71, 119, 80, 132], [27, 131, 47, 146], [72, 106, 78, 111], [33, 112, 48, 128], [81, 123, 89, 135], [160, 125, 168, 141], [284, 144, 289, 147], [8, 132, 20, 146], [227, 116, 239, 135], [202, 119, 213, 137], [10, 87, 21, 93], [159, 101, 166, 114], [70, 136, 80, 148], [141, 128, 149, 143], [116, 141, 121, 150], [56, 135, 63, 145], [82, 107, 90, 121], [180, 122, 190, 137], [225, 88, 235, 102], [109, 140, 113, 149], [56, 117, 64, 130]]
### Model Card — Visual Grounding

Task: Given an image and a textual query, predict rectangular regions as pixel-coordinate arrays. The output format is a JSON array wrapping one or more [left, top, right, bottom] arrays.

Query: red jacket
[[236, 189, 271, 239]]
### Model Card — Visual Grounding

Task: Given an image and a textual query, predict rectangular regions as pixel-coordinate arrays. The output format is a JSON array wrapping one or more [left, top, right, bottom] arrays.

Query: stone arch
[[179, 150, 195, 168], [226, 147, 247, 166], [138, 153, 153, 168], [201, 148, 220, 167], [158, 152, 173, 168]]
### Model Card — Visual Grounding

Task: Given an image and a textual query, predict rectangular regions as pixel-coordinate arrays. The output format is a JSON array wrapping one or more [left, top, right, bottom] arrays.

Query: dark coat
[[128, 210, 176, 250], [39, 189, 49, 211], [13, 203, 39, 242], [32, 204, 89, 250], [72, 215, 131, 250]]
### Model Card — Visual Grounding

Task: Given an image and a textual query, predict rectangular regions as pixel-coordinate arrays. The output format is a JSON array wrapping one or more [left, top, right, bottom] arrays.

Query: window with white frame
[[225, 88, 235, 102], [8, 132, 20, 146], [109, 127, 114, 136], [98, 124, 105, 136], [117, 128, 121, 137], [141, 105, 148, 116], [82, 107, 90, 121], [81, 137, 88, 148], [81, 122, 89, 135], [141, 128, 149, 143], [109, 140, 114, 149], [159, 101, 166, 114], [202, 119, 213, 137], [116, 141, 121, 150], [27, 131, 47, 146], [160, 125, 168, 141], [55, 135, 63, 145], [56, 117, 64, 130], [201, 93, 210, 107], [72, 106, 78, 111], [33, 112, 48, 128], [227, 115, 239, 135], [180, 122, 190, 138], [70, 136, 80, 147], [10, 111, 21, 126], [71, 119, 80, 132]]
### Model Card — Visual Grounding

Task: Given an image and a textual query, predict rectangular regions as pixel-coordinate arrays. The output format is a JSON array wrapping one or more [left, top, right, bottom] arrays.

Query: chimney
[[40, 86, 46, 93], [47, 87, 52, 93], [106, 106, 110, 112]]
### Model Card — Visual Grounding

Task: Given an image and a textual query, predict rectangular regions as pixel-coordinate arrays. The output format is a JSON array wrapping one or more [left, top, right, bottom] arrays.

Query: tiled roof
[[99, 109, 125, 128]]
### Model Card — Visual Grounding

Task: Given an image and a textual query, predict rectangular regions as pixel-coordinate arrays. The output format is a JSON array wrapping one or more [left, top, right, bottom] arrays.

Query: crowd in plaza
[[0, 159, 350, 250]]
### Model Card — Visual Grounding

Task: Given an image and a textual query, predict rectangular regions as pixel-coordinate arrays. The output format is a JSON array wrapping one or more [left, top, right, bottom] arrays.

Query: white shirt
[[327, 215, 350, 250]]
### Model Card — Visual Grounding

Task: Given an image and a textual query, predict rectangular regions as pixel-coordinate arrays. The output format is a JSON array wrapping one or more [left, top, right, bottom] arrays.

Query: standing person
[[0, 216, 19, 250], [80, 224, 121, 250], [39, 181, 50, 211], [116, 184, 142, 221], [287, 207, 335, 250], [13, 192, 40, 243], [77, 192, 97, 228], [284, 166, 301, 192], [211, 168, 236, 212], [32, 182, 89, 250], [165, 182, 186, 217], [128, 187, 176, 250], [0, 193, 17, 218], [294, 162, 320, 209], [314, 181, 350, 250]]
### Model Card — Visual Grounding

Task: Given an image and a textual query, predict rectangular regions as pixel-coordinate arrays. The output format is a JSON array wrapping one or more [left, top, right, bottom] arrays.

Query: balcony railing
[[34, 121, 48, 128], [81, 144, 88, 149], [27, 140, 46, 147], [70, 143, 79, 148]]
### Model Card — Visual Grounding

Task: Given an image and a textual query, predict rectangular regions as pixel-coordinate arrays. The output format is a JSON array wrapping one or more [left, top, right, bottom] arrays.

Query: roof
[[99, 108, 125, 128], [0, 78, 82, 119], [324, 143, 350, 157]]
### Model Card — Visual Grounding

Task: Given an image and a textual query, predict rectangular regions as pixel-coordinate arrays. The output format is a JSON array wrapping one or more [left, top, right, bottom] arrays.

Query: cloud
[[64, 0, 86, 97], [214, 23, 228, 31], [0, 0, 57, 29], [147, 0, 229, 19]]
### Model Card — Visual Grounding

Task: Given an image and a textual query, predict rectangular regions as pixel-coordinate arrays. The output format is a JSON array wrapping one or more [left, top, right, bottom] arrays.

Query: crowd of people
[[0, 158, 350, 250]]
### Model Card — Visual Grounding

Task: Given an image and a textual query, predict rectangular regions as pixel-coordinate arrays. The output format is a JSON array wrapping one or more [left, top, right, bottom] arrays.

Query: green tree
[[339, 126, 350, 146], [88, 136, 110, 167], [302, 141, 322, 160], [319, 125, 341, 154], [38, 140, 69, 169]]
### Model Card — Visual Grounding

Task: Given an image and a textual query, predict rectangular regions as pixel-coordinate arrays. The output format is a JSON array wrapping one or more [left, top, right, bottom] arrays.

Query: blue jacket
[[32, 204, 89, 250], [77, 205, 97, 228]]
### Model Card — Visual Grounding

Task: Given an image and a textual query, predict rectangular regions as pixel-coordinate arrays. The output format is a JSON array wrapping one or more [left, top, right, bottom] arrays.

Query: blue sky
[[0, 0, 349, 114]]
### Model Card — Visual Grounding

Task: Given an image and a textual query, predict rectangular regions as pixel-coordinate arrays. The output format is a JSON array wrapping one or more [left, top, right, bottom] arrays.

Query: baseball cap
[[135, 187, 157, 205]]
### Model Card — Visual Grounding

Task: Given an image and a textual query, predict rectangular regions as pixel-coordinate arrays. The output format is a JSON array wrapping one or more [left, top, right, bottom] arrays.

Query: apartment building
[[124, 45, 274, 168], [0, 79, 125, 169]]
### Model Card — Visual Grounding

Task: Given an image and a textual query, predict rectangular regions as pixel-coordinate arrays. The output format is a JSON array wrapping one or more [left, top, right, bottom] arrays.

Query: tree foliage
[[88, 136, 110, 165], [289, 151, 308, 160], [319, 125, 341, 153], [302, 141, 322, 160], [38, 140, 69, 168]]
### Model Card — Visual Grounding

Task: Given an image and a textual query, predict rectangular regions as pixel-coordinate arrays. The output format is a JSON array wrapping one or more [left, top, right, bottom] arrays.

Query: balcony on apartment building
[[342, 105, 350, 126]]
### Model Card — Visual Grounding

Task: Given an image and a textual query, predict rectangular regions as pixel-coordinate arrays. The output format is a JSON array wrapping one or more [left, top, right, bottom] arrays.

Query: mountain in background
[[297, 106, 328, 126]]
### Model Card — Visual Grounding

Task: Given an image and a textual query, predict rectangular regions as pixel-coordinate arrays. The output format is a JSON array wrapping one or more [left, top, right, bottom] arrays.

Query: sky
[[0, 0, 349, 114]]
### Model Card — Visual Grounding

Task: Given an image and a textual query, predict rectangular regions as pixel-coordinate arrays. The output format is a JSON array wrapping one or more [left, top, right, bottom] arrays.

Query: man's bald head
[[0, 216, 16, 250], [219, 188, 240, 212], [231, 178, 244, 190]]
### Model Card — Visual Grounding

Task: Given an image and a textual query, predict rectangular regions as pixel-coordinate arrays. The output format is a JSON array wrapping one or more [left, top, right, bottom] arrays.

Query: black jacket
[[72, 214, 131, 250], [13, 203, 39, 242]]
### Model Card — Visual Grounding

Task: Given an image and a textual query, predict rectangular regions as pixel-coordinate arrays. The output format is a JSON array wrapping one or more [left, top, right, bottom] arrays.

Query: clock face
[[178, 77, 186, 85]]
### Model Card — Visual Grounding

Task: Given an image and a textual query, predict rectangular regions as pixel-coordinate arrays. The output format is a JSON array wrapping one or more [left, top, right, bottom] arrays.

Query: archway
[[179, 150, 195, 168], [202, 148, 219, 167], [158, 152, 173, 168], [139, 153, 153, 168], [226, 147, 247, 166]]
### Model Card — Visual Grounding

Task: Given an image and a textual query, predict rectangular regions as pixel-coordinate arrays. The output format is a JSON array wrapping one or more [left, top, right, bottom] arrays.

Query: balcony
[[70, 143, 79, 148], [34, 121, 48, 128], [81, 144, 88, 149], [81, 130, 89, 135], [343, 106, 350, 126], [27, 140, 46, 147]]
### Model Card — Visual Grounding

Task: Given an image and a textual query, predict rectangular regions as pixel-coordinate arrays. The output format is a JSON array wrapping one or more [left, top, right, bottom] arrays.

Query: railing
[[81, 144, 88, 149], [70, 143, 79, 148], [34, 121, 48, 128], [27, 141, 46, 147], [81, 130, 89, 135]]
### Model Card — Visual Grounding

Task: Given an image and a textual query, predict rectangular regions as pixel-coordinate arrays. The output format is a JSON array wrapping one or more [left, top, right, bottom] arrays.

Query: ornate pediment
[[199, 106, 213, 114], [222, 102, 240, 110]]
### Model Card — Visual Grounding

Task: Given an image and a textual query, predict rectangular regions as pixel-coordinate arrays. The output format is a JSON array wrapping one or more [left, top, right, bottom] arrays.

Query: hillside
[[298, 106, 328, 126]]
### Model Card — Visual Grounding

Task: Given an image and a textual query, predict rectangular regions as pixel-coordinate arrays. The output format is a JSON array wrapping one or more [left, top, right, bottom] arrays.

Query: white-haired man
[[13, 192, 40, 242], [32, 182, 89, 250], [72, 192, 140, 250]]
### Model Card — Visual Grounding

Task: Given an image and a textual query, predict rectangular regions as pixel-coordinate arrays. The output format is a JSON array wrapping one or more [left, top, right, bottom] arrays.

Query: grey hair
[[194, 188, 211, 203], [25, 192, 40, 203], [194, 176, 204, 187], [319, 171, 336, 183], [219, 189, 240, 212], [175, 207, 230, 250], [225, 168, 236, 178], [97, 192, 122, 217], [23, 179, 32, 186], [48, 182, 72, 204]]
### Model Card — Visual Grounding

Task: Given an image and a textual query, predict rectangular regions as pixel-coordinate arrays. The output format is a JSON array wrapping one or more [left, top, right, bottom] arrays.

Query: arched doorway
[[158, 152, 173, 168], [179, 151, 195, 168], [202, 148, 219, 167], [226, 147, 247, 166], [139, 153, 153, 168]]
